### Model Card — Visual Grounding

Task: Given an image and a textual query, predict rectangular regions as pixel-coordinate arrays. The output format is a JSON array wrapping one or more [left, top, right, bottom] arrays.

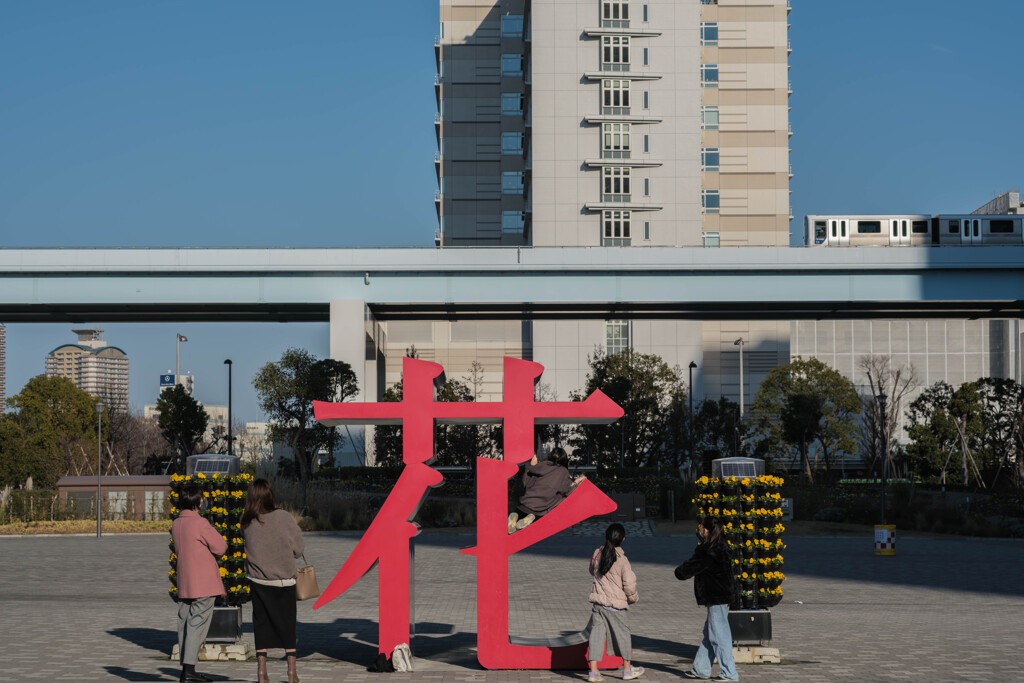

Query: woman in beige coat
[[586, 523, 644, 681]]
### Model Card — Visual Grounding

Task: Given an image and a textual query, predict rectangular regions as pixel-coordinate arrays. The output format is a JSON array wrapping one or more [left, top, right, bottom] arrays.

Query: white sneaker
[[623, 666, 645, 680]]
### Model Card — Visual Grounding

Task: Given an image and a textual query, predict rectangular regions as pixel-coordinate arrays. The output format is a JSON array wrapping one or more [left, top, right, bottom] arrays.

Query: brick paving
[[1, 528, 1022, 682]]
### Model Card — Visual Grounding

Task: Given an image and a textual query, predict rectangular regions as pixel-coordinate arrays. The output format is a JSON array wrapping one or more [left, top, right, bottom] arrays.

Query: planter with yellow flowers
[[167, 472, 254, 607], [694, 474, 786, 610]]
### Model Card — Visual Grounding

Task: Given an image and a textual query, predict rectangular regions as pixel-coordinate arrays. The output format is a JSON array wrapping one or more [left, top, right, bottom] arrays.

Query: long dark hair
[[241, 478, 277, 529], [547, 446, 569, 469], [699, 516, 725, 548], [597, 522, 626, 576]]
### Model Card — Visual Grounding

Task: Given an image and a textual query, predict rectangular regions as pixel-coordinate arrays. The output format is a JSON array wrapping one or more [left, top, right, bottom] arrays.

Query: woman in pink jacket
[[171, 482, 227, 683], [586, 523, 644, 682]]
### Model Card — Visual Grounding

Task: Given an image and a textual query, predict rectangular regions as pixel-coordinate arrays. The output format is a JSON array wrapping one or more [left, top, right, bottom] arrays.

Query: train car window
[[831, 221, 837, 237], [973, 220, 979, 237], [814, 221, 827, 240], [912, 221, 928, 234], [841, 220, 847, 237], [948, 220, 959, 233], [901, 220, 907, 237], [990, 219, 1014, 234], [857, 221, 881, 234], [891, 220, 898, 237]]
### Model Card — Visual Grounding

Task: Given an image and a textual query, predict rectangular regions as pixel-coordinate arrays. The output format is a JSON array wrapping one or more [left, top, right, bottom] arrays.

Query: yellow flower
[[219, 567, 228, 577], [196, 473, 206, 479]]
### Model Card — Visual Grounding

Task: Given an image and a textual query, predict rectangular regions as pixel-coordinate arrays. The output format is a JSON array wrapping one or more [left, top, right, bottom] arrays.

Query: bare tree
[[859, 355, 917, 478]]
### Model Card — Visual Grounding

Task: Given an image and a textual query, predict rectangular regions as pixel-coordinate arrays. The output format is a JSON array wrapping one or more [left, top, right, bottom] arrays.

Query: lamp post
[[877, 393, 888, 525], [688, 361, 697, 469], [176, 333, 188, 387], [96, 402, 104, 539], [224, 359, 233, 456]]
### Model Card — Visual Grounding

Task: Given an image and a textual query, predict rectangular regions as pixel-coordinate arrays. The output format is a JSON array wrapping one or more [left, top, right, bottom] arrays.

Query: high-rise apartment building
[[45, 328, 130, 411], [421, 0, 791, 408], [0, 323, 6, 413]]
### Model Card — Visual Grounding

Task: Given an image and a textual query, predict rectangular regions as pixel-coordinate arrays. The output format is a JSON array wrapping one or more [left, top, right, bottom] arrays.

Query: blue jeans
[[691, 603, 738, 680]]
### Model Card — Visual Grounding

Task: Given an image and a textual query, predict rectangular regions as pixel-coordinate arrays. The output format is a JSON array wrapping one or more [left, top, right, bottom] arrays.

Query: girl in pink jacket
[[170, 482, 227, 683], [586, 523, 644, 681]]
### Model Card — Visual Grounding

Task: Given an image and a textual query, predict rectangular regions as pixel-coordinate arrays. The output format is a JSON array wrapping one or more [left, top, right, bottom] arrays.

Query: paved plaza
[[1, 528, 1022, 682]]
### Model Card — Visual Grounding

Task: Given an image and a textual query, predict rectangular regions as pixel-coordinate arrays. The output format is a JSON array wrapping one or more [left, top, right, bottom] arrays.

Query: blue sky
[[1, 0, 1022, 422]]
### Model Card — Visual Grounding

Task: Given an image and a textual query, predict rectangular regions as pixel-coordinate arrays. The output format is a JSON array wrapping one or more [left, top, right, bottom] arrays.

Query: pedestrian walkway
[[0, 529, 1021, 681]]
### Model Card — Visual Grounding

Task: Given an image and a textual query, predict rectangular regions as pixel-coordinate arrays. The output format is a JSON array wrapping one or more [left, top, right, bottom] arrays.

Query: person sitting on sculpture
[[508, 446, 586, 533]]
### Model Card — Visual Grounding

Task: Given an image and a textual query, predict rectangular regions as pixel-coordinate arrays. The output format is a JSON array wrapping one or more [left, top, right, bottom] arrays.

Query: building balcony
[[585, 114, 663, 125], [584, 202, 663, 212], [585, 158, 663, 168], [584, 27, 662, 38], [584, 71, 662, 81]]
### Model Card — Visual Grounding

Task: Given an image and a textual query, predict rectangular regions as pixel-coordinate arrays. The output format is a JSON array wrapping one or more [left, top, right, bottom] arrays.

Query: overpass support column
[[329, 300, 385, 466]]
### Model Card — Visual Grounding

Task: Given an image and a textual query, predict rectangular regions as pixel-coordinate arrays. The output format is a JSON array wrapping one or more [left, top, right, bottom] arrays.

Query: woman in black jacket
[[674, 517, 739, 681]]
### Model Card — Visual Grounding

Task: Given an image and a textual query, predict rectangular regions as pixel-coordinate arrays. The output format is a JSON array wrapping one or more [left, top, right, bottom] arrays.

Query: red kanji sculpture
[[314, 356, 625, 670]]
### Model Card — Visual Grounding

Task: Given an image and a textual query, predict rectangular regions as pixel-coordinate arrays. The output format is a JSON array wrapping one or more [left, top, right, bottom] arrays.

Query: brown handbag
[[295, 555, 320, 601]]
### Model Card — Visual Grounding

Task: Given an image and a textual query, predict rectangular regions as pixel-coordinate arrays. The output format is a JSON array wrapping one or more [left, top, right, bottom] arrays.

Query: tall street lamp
[[176, 333, 188, 387], [688, 361, 697, 470], [224, 359, 233, 456], [877, 393, 888, 525], [96, 402, 104, 539]]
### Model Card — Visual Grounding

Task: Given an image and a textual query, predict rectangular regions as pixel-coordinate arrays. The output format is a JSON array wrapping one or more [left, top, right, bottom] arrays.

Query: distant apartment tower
[[0, 323, 6, 413], [428, 0, 790, 404], [45, 328, 130, 411]]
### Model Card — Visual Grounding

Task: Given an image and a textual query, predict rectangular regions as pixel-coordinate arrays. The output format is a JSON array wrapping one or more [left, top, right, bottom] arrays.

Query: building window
[[644, 221, 650, 239], [144, 490, 166, 521], [502, 171, 524, 194], [108, 491, 128, 521], [602, 167, 631, 202], [643, 134, 649, 152], [702, 231, 721, 247], [643, 90, 649, 109], [700, 0, 718, 5], [501, 14, 524, 37], [602, 122, 631, 158], [603, 210, 631, 245], [602, 0, 629, 28], [642, 4, 648, 22], [643, 177, 650, 196], [701, 64, 719, 88], [701, 147, 719, 171], [701, 105, 719, 130], [642, 47, 649, 66], [601, 36, 630, 71], [501, 92, 523, 115], [702, 189, 720, 214], [501, 132, 523, 155], [602, 79, 630, 114], [502, 54, 523, 77], [606, 320, 631, 355], [701, 22, 718, 46], [502, 210, 525, 234]]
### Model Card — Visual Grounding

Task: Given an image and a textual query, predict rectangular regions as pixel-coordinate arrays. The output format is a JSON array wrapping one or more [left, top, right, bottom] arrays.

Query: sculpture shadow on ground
[[297, 618, 477, 667], [107, 627, 177, 655], [102, 666, 191, 681]]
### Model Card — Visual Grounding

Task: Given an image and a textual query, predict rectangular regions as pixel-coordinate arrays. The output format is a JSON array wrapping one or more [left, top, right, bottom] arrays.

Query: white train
[[804, 214, 1024, 247]]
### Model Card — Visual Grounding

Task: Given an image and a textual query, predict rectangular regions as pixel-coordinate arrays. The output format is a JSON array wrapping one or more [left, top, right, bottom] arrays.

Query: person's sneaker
[[587, 673, 604, 682], [710, 676, 738, 682], [622, 666, 645, 680], [508, 513, 519, 535], [515, 513, 536, 530], [682, 672, 709, 680]]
